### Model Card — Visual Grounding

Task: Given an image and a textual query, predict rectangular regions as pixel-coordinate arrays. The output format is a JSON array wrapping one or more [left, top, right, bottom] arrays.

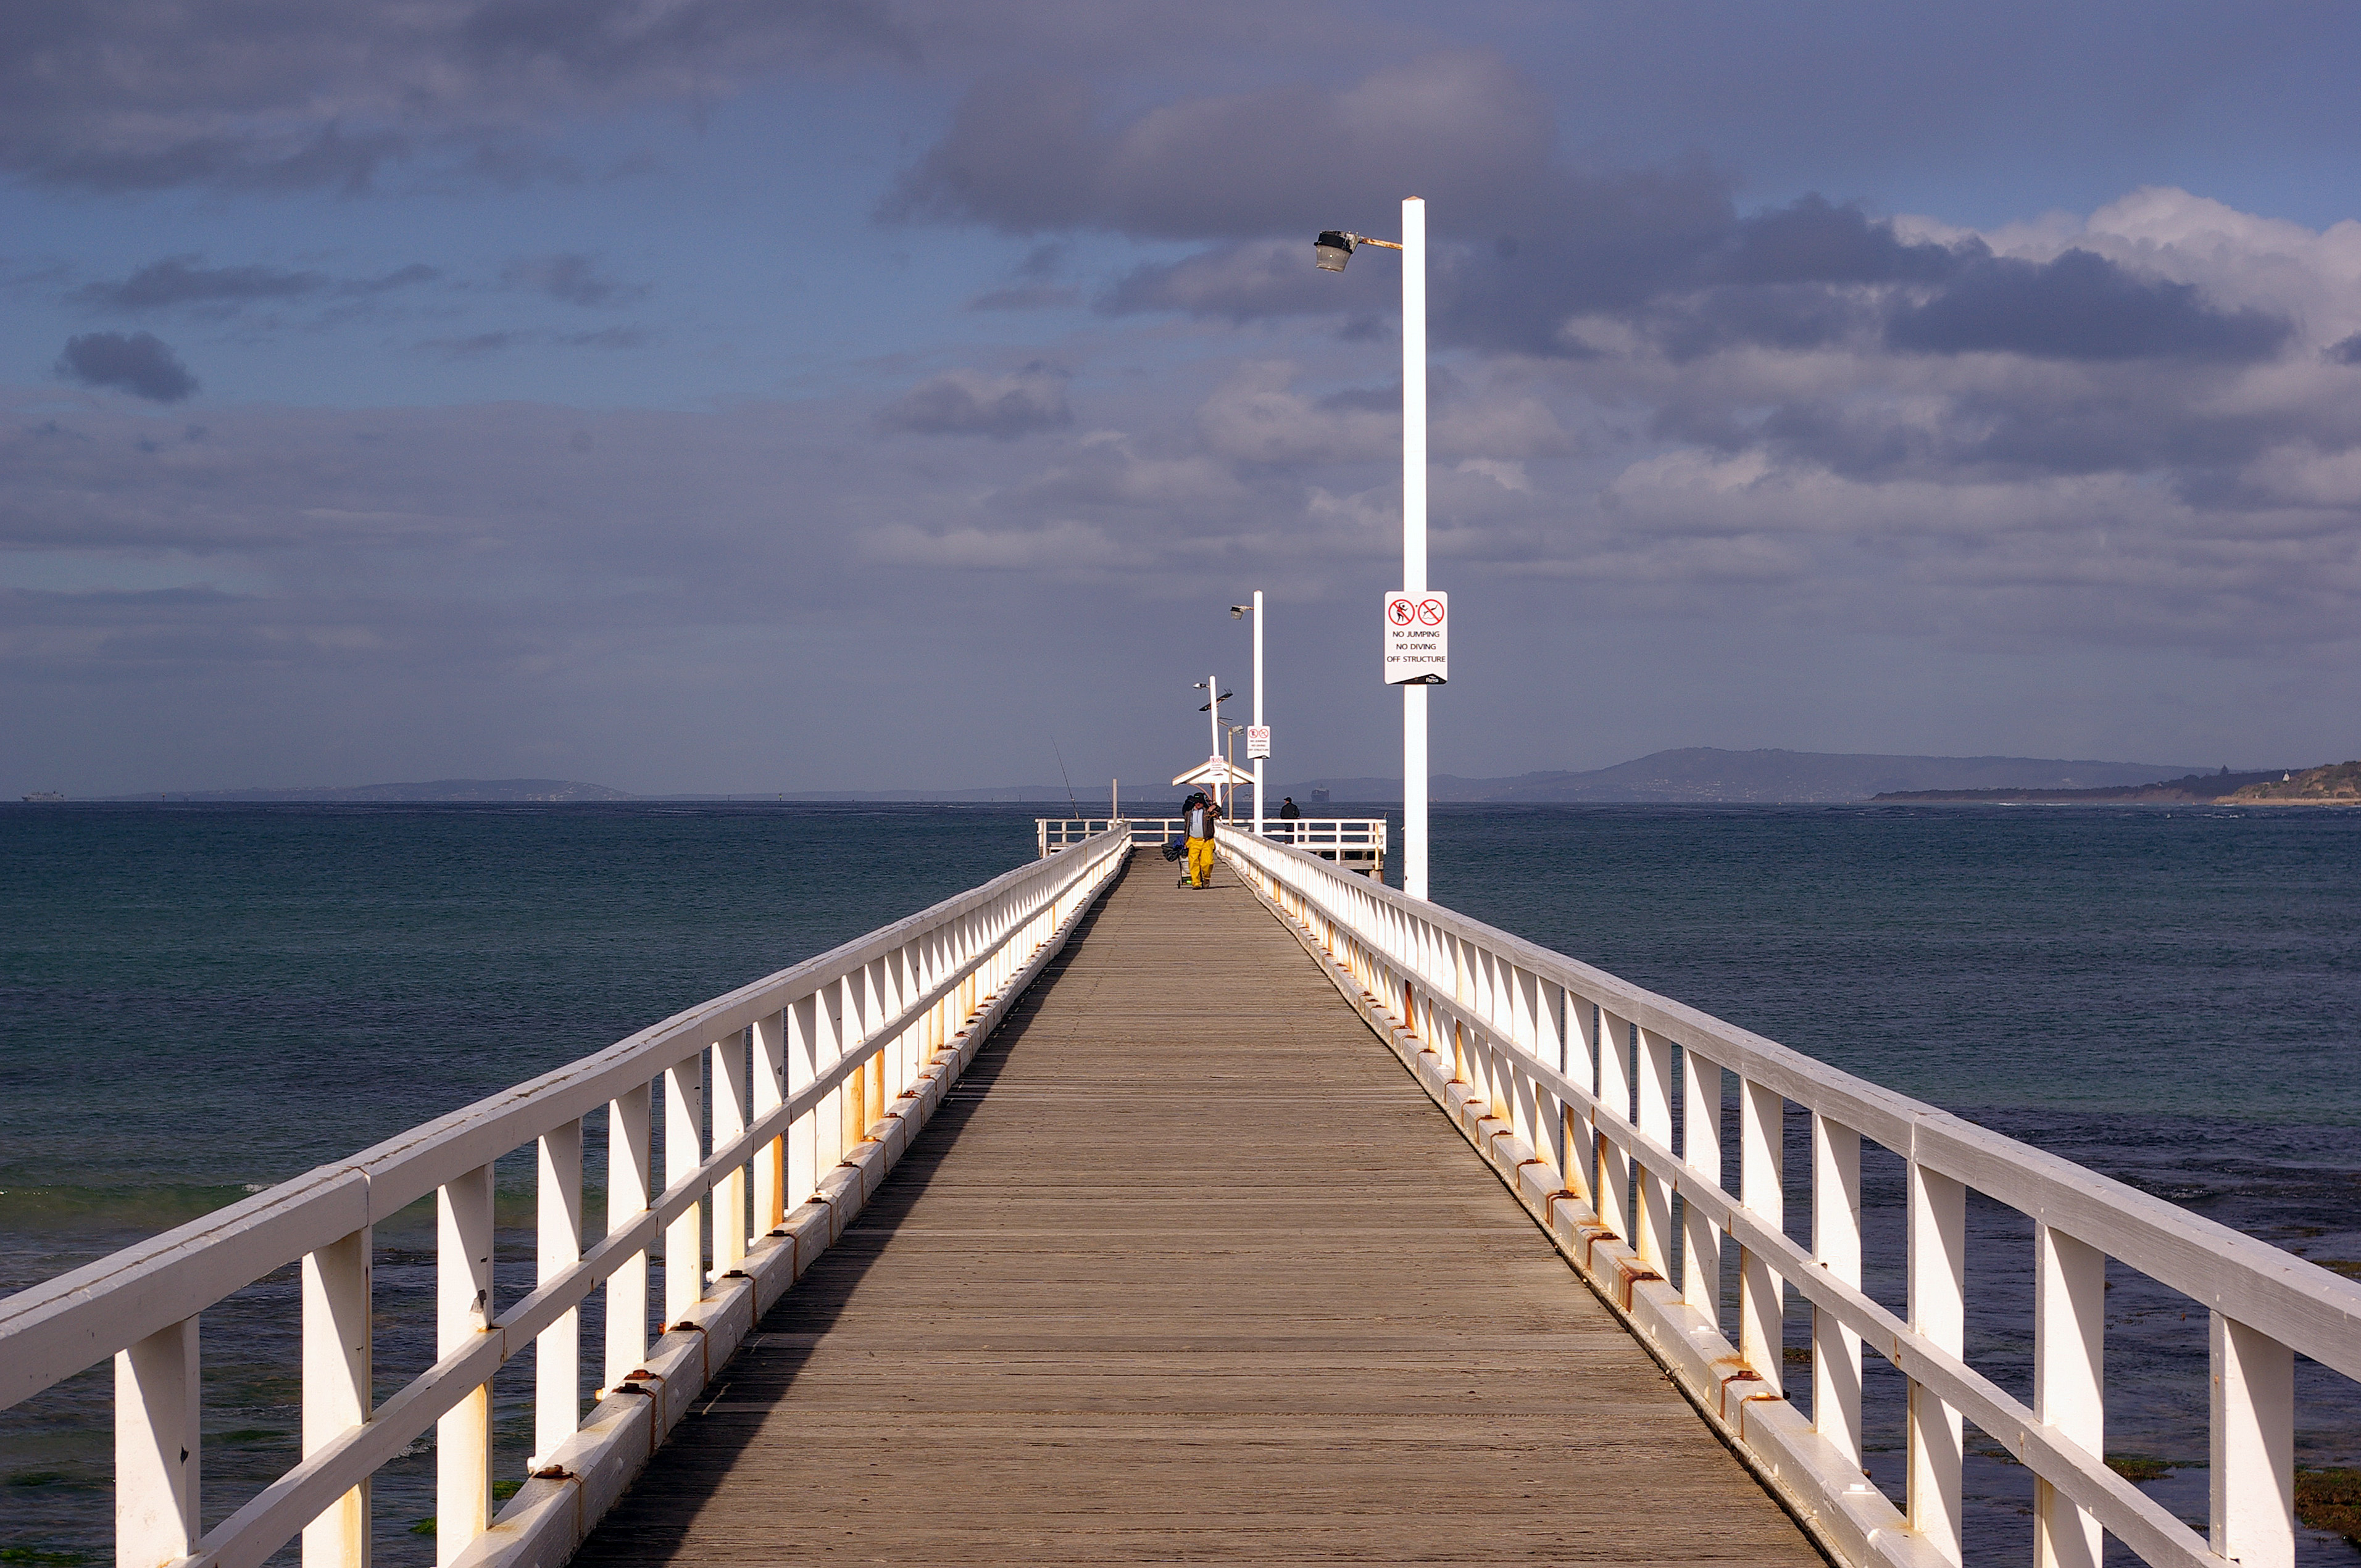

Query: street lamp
[[1230, 591, 1265, 835], [1315, 197, 1430, 899], [1193, 678, 1231, 810]]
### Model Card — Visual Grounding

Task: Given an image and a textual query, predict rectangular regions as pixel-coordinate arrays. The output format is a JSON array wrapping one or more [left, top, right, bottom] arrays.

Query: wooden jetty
[[6, 822, 2355, 1568], [575, 853, 1822, 1564]]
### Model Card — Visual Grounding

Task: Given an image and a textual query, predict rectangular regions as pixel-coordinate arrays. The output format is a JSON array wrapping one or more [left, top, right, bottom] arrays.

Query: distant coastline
[[1872, 768, 2287, 805], [1878, 760, 2358, 806], [2223, 760, 2361, 805]]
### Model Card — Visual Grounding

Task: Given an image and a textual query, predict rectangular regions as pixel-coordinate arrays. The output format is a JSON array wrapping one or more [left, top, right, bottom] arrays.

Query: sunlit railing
[[1221, 827, 2360, 1568], [0, 828, 1129, 1568], [1039, 815, 1386, 874]]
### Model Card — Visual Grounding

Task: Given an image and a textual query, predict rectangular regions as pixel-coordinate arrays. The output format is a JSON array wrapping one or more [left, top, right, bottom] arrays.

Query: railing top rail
[[1039, 815, 1385, 836], [0, 827, 1133, 1407], [1222, 827, 2361, 1381]]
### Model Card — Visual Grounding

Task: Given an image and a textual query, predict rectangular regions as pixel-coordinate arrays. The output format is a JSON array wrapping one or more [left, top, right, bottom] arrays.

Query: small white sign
[[1246, 726, 1271, 759], [1382, 589, 1449, 684]]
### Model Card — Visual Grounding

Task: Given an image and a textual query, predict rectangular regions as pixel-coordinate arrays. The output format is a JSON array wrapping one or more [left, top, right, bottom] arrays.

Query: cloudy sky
[[7, 1, 2361, 795]]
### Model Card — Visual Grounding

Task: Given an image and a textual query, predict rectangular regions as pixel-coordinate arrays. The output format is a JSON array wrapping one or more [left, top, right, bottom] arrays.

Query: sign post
[[1382, 590, 1449, 686]]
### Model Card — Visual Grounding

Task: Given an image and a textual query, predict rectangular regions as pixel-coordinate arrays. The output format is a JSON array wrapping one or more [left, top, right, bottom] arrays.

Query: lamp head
[[1314, 230, 1355, 272]]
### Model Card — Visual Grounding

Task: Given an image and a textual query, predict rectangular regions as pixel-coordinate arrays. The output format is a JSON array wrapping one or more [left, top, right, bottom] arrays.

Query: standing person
[[1183, 789, 1222, 889], [1278, 796, 1302, 819]]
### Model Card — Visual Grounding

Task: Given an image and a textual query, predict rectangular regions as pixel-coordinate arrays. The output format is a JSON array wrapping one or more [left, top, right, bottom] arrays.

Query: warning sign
[[1381, 590, 1449, 684], [1246, 726, 1271, 760]]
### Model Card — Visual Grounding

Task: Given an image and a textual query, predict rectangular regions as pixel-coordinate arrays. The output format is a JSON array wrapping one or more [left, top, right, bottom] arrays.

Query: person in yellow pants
[[1181, 790, 1222, 888]]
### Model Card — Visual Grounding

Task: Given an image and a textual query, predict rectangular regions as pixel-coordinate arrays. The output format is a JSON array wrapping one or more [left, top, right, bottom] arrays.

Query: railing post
[[896, 942, 920, 1090], [2210, 1312, 2295, 1568], [603, 1082, 652, 1391], [753, 1008, 788, 1233], [712, 1029, 750, 1276], [859, 960, 884, 1140], [1636, 1026, 1675, 1271], [1681, 1052, 1723, 1317], [789, 993, 822, 1209], [1565, 992, 1599, 1203], [1738, 1077, 1784, 1396], [116, 1316, 201, 1568], [1907, 1161, 1966, 1565], [534, 1118, 582, 1469], [1596, 1010, 1633, 1242], [836, 977, 862, 1151], [1535, 979, 1567, 1176], [302, 1226, 371, 1568], [436, 1163, 494, 1564], [2034, 1224, 2105, 1568], [1507, 965, 1539, 1153], [663, 1053, 705, 1327], [1812, 1115, 1864, 1474]]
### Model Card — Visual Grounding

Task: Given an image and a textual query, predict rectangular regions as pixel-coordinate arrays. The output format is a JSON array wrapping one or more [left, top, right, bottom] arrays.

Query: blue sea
[[2, 801, 2355, 1564]]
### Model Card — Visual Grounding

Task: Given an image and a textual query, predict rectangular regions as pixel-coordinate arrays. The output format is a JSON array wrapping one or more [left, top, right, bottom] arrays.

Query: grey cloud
[[459, 0, 912, 80], [502, 254, 648, 307], [899, 56, 2298, 376], [1102, 241, 1342, 321], [887, 51, 1559, 242], [0, 0, 910, 193], [1699, 196, 1959, 287], [2, 354, 2357, 800], [970, 280, 1081, 311], [54, 331, 199, 401], [1643, 283, 1883, 363], [879, 363, 1072, 440], [562, 325, 648, 349], [2326, 334, 2361, 366], [72, 255, 441, 312], [75, 255, 325, 310], [1097, 162, 1746, 358], [423, 332, 528, 360], [969, 244, 1080, 310], [27, 125, 410, 195], [417, 326, 648, 359], [1641, 352, 2294, 486], [1887, 249, 2291, 362]]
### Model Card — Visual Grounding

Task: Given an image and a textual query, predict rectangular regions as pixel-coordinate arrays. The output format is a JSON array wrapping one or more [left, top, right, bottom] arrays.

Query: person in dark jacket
[[1278, 797, 1302, 819], [1181, 790, 1222, 887]]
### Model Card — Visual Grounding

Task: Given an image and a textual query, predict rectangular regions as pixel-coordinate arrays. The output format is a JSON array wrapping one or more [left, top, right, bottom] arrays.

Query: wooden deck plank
[[572, 850, 1826, 1566]]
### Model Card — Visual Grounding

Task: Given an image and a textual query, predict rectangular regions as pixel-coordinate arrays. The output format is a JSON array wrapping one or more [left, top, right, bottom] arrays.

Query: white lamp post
[[1315, 196, 1431, 899], [1231, 591, 1266, 836]]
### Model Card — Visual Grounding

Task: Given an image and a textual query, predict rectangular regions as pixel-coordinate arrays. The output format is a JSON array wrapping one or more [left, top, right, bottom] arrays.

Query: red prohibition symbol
[[1416, 597, 1446, 626], [1388, 597, 1416, 626]]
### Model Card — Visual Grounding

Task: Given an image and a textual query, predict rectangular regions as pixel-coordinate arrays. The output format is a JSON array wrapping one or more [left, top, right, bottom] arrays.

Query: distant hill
[[103, 778, 636, 803], [1873, 768, 2294, 804], [2225, 760, 2361, 804], [1288, 748, 2201, 805]]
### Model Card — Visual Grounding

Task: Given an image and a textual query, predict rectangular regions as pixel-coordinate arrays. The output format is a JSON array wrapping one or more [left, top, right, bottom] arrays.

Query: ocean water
[[2, 801, 2355, 1564]]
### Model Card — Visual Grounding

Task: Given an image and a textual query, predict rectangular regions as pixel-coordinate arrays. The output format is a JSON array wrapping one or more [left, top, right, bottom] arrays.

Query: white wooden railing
[[1038, 816, 1131, 853], [1039, 815, 1386, 867], [1220, 827, 2361, 1568], [0, 827, 1129, 1568]]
